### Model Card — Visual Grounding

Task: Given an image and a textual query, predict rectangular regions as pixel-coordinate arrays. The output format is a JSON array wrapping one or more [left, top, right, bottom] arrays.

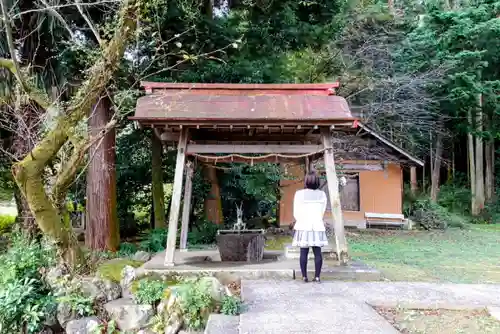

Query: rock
[[213, 272, 241, 286], [65, 317, 101, 334], [137, 330, 156, 334], [204, 314, 239, 334], [45, 265, 68, 290], [56, 301, 78, 328], [101, 278, 122, 301], [120, 265, 137, 298], [178, 331, 203, 334], [132, 251, 152, 262], [39, 327, 55, 334], [166, 291, 182, 312], [121, 265, 137, 285], [104, 298, 154, 331], [79, 276, 122, 303], [43, 308, 59, 328], [164, 312, 183, 334], [198, 277, 226, 302]]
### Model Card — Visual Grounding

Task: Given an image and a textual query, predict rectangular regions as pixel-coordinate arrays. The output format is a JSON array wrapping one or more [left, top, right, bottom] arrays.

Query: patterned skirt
[[292, 230, 329, 248]]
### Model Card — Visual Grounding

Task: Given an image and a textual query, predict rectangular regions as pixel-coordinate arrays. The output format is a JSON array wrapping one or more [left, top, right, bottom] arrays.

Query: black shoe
[[313, 277, 321, 283], [303, 277, 309, 283]]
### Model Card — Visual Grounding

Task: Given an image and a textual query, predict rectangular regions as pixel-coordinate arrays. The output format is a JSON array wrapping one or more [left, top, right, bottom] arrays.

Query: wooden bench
[[365, 212, 409, 229]]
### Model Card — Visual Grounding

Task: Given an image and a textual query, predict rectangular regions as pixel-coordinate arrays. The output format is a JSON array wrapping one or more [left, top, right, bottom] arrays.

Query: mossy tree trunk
[[151, 132, 165, 229], [85, 96, 119, 251], [1, 0, 141, 266]]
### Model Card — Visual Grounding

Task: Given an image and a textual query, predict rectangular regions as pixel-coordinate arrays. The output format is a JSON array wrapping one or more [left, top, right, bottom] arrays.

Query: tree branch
[[0, 0, 51, 110], [75, 0, 103, 46], [14, 0, 140, 172], [39, 0, 76, 40], [52, 119, 117, 205], [10, 0, 141, 253]]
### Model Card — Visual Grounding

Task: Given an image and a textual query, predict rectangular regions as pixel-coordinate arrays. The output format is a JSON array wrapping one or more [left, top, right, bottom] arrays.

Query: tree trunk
[[6, 0, 140, 267], [468, 109, 477, 215], [485, 112, 495, 203], [10, 104, 38, 235], [203, 165, 223, 225], [429, 131, 433, 179], [430, 133, 443, 202], [13, 188, 37, 235], [85, 96, 119, 251], [474, 95, 485, 215], [151, 131, 165, 228], [410, 166, 418, 195]]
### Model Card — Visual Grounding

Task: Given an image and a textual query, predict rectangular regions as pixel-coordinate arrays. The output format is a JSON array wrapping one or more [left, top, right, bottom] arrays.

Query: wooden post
[[164, 128, 189, 266], [179, 161, 194, 252], [320, 127, 349, 265], [410, 166, 418, 195], [151, 130, 165, 228]]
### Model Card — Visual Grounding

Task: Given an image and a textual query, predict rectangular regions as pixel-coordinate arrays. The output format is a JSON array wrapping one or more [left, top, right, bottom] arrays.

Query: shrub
[[408, 198, 466, 229], [0, 278, 56, 334], [118, 242, 138, 257], [133, 278, 169, 306], [139, 228, 167, 252], [0, 214, 16, 234], [0, 233, 57, 333], [437, 183, 471, 216], [187, 220, 219, 246], [221, 295, 243, 316], [57, 291, 94, 318], [176, 278, 214, 330]]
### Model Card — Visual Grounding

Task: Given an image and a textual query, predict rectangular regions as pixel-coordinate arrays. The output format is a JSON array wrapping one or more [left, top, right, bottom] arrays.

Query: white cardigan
[[292, 189, 327, 232]]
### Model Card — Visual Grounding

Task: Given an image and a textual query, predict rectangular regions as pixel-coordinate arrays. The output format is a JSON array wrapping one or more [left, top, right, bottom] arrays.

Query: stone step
[[239, 280, 399, 334], [284, 244, 336, 260], [204, 314, 239, 334]]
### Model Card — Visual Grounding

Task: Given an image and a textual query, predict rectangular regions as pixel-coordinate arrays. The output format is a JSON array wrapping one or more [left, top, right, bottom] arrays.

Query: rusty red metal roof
[[131, 82, 356, 125], [140, 81, 340, 95]]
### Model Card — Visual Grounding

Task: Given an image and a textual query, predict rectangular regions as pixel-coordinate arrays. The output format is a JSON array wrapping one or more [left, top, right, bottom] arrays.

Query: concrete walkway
[[239, 280, 500, 334]]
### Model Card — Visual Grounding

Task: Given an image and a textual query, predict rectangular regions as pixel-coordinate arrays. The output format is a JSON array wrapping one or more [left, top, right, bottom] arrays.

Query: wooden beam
[[164, 128, 189, 266], [193, 155, 321, 164], [321, 127, 349, 265], [187, 144, 322, 154], [191, 132, 320, 143], [340, 163, 384, 171], [179, 161, 194, 252]]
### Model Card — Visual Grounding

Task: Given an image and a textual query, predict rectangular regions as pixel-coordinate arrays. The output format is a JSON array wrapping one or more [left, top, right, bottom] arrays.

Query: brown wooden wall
[[279, 161, 403, 227]]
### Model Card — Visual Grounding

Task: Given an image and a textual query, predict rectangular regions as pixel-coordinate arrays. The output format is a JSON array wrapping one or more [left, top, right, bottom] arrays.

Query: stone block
[[104, 298, 154, 331], [204, 314, 239, 334]]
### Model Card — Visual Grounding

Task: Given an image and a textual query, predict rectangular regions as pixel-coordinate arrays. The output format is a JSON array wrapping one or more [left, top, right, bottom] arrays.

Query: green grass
[[264, 225, 500, 283], [349, 225, 500, 283], [0, 214, 15, 234]]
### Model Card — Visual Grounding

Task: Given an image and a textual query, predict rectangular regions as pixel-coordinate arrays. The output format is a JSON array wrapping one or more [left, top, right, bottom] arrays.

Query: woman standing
[[292, 170, 329, 282]]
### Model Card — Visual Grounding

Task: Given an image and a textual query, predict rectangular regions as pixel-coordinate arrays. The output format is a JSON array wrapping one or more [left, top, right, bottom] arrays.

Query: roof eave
[[357, 122, 424, 166]]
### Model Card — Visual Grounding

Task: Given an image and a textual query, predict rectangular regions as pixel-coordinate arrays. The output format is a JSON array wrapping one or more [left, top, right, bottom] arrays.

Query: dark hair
[[304, 170, 320, 190]]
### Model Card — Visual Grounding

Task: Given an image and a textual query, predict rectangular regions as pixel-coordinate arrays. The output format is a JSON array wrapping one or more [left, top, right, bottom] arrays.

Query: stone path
[[238, 280, 500, 334]]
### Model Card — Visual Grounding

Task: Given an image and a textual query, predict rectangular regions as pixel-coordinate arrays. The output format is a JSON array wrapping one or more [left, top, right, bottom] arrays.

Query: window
[[320, 173, 360, 212]]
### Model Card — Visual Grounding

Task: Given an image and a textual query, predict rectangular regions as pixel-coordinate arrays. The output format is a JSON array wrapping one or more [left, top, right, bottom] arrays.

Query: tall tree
[[85, 95, 119, 250], [151, 131, 165, 228], [1, 0, 142, 264]]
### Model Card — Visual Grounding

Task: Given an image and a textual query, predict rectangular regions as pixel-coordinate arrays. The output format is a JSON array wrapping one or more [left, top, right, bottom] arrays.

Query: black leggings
[[299, 246, 323, 279]]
